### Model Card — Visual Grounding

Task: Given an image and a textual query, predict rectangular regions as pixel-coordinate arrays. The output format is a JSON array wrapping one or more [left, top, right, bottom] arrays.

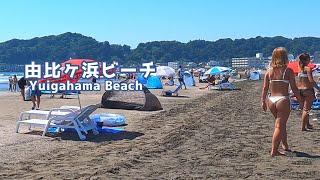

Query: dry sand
[[0, 81, 319, 179]]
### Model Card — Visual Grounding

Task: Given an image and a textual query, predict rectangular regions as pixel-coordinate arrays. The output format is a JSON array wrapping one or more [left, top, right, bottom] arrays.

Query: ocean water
[[0, 72, 24, 91], [0, 72, 112, 92]]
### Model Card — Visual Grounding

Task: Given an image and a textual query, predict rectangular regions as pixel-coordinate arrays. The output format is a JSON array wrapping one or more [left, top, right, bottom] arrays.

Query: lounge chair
[[161, 84, 182, 96], [16, 105, 99, 140]]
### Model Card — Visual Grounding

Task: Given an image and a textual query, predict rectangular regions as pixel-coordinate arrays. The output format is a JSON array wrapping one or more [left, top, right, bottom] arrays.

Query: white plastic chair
[[16, 105, 99, 140]]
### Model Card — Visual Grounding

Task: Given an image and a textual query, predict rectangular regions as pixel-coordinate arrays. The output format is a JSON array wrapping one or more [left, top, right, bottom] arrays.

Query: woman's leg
[[268, 99, 281, 156], [36, 95, 41, 109], [301, 90, 315, 131], [301, 90, 314, 131], [30, 96, 36, 109], [270, 98, 290, 156], [20, 87, 25, 101], [276, 98, 290, 151], [267, 99, 277, 118]]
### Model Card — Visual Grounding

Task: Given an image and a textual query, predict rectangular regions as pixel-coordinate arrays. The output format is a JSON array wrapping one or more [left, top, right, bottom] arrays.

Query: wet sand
[[0, 81, 320, 179]]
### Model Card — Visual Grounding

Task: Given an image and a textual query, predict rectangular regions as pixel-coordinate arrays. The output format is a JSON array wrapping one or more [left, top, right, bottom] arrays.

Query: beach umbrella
[[287, 61, 317, 75], [156, 66, 175, 77], [40, 59, 97, 109], [40, 59, 96, 83], [61, 58, 95, 66], [61, 59, 96, 82], [61, 59, 98, 109], [204, 66, 231, 75]]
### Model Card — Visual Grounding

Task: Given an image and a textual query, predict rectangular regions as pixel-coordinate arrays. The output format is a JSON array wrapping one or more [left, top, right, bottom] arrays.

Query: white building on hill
[[231, 53, 270, 69], [168, 61, 179, 70]]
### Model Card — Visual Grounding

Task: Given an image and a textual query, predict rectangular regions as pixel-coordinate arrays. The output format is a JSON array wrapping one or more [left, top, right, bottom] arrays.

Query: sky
[[0, 0, 319, 48]]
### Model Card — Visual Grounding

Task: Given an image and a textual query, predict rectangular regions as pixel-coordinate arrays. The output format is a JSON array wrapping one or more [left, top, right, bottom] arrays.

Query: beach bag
[[24, 86, 32, 101]]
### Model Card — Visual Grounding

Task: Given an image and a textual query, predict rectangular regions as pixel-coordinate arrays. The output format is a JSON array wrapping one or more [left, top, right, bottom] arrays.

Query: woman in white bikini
[[296, 53, 320, 131], [261, 47, 302, 156]]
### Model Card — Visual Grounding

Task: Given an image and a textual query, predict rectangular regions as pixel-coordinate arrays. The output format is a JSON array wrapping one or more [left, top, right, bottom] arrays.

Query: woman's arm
[[306, 67, 320, 91], [288, 69, 302, 102], [261, 71, 269, 111]]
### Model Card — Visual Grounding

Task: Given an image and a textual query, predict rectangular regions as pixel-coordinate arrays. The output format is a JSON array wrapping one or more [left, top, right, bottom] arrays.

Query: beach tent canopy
[[101, 86, 163, 111], [183, 71, 195, 87], [137, 74, 147, 84], [146, 75, 163, 89], [249, 71, 261, 80], [204, 66, 231, 75], [137, 74, 163, 89], [156, 66, 175, 77], [287, 61, 317, 75]]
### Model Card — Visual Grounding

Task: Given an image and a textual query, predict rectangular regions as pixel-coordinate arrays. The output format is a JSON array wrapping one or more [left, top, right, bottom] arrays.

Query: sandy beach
[[0, 80, 319, 179]]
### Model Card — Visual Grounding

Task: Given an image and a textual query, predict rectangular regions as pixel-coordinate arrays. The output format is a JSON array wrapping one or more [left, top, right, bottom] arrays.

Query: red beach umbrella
[[61, 59, 96, 83], [287, 61, 316, 75], [40, 59, 96, 109], [39, 59, 96, 83]]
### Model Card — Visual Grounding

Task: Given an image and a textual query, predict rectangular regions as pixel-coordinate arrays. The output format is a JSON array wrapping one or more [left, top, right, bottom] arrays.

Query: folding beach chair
[[161, 84, 183, 97], [16, 105, 99, 140]]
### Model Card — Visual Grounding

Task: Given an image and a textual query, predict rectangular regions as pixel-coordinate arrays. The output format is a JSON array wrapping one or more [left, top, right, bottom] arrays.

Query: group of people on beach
[[199, 73, 230, 90], [8, 75, 18, 92], [261, 47, 319, 156], [164, 65, 196, 89]]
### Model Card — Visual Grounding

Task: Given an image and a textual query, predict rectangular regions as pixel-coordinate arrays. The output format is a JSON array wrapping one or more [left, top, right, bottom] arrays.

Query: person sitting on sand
[[165, 77, 174, 86], [221, 74, 230, 83], [199, 75, 215, 89], [295, 53, 320, 131], [261, 47, 302, 157]]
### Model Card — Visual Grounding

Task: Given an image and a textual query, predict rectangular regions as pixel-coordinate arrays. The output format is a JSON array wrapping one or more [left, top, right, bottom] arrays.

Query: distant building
[[231, 53, 269, 69], [168, 61, 179, 70], [155, 62, 167, 67]]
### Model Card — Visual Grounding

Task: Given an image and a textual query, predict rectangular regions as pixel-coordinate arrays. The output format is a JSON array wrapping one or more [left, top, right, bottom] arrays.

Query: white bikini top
[[269, 68, 289, 84]]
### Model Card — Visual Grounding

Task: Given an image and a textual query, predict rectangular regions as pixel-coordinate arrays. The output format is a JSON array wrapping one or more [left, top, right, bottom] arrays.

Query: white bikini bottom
[[268, 96, 290, 104]]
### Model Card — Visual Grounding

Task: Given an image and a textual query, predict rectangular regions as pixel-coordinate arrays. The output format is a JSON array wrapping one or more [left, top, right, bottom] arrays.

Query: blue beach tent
[[146, 75, 163, 89], [183, 71, 195, 87], [137, 74, 163, 89]]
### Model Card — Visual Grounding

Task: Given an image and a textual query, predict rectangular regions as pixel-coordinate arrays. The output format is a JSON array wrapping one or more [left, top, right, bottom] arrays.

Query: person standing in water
[[261, 47, 302, 157], [12, 75, 18, 92], [8, 76, 13, 92], [295, 53, 320, 131]]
